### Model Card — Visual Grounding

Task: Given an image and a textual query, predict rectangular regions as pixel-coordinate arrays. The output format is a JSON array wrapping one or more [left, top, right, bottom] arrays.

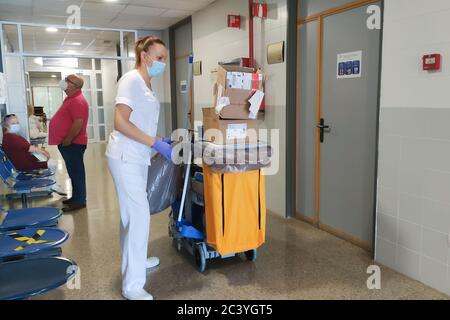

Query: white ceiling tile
[[0, 14, 32, 22], [129, 0, 212, 11], [32, 0, 84, 15], [0, 0, 215, 29], [0, 0, 32, 7], [78, 18, 115, 28], [109, 19, 147, 30], [84, 0, 131, 4], [81, 2, 126, 14], [160, 9, 192, 18], [0, 0, 32, 20], [31, 15, 70, 25], [138, 23, 169, 30], [121, 5, 166, 16], [110, 15, 176, 30]]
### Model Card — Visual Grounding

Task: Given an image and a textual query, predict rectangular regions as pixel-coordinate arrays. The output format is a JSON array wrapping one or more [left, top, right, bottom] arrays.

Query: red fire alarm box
[[423, 54, 441, 71], [228, 15, 241, 29], [253, 3, 268, 18]]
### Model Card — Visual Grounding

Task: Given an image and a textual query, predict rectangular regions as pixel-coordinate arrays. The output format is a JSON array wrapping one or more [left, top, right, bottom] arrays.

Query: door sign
[[180, 80, 188, 93], [337, 51, 362, 79]]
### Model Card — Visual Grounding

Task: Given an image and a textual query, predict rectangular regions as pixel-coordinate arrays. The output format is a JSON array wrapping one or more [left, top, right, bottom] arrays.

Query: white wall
[[101, 59, 118, 139], [192, 0, 287, 217], [376, 0, 450, 295]]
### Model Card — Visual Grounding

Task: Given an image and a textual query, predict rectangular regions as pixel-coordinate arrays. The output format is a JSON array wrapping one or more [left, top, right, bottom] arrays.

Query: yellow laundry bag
[[203, 164, 266, 256]]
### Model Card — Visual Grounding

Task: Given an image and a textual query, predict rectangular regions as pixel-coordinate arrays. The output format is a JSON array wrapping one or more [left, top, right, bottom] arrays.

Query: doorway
[[170, 18, 194, 130], [29, 72, 63, 120], [25, 57, 118, 143], [296, 1, 382, 251]]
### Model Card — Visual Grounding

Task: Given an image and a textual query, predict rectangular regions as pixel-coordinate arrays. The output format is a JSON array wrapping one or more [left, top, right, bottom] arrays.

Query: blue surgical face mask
[[9, 123, 21, 134], [146, 55, 166, 78]]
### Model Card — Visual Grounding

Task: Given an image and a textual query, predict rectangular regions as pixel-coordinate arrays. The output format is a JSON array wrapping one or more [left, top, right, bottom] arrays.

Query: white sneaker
[[146, 257, 160, 269], [122, 289, 153, 300]]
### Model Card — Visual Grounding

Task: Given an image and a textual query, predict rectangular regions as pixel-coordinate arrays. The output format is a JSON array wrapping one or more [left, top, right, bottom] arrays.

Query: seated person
[[28, 105, 48, 139], [2, 114, 51, 171]]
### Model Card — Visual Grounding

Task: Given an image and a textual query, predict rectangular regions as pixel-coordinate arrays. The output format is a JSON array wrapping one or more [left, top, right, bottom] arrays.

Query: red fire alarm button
[[228, 15, 241, 29], [423, 54, 441, 71]]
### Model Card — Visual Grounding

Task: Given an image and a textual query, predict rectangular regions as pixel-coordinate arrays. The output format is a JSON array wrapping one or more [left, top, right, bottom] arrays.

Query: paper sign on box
[[248, 90, 265, 119], [227, 123, 248, 140]]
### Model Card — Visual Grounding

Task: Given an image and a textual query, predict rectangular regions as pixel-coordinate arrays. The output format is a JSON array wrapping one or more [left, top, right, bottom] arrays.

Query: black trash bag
[[147, 153, 182, 215]]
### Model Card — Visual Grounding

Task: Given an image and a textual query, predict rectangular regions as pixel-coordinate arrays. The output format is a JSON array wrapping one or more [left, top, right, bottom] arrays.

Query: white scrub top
[[105, 69, 160, 166]]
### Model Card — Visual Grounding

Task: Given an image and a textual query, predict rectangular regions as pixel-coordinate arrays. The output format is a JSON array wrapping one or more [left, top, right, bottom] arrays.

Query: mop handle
[[178, 55, 194, 223], [178, 148, 192, 223]]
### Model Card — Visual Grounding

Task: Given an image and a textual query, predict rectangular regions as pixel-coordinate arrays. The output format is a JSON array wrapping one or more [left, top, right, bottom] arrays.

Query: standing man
[[49, 74, 89, 212]]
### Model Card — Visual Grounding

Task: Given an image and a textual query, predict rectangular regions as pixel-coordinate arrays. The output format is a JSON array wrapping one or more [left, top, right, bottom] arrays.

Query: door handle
[[317, 118, 331, 143]]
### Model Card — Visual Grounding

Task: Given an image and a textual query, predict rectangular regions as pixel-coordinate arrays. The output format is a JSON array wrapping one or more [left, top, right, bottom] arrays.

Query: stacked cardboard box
[[202, 65, 265, 145]]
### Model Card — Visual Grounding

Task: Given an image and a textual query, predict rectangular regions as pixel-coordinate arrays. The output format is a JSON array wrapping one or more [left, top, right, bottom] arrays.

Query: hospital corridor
[[0, 0, 450, 305], [4, 144, 446, 300]]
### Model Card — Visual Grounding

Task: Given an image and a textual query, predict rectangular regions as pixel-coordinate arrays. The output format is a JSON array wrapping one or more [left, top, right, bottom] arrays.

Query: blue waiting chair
[[0, 257, 78, 300], [0, 227, 69, 262], [0, 207, 62, 232], [0, 226, 75, 300], [0, 146, 55, 180], [0, 158, 55, 208]]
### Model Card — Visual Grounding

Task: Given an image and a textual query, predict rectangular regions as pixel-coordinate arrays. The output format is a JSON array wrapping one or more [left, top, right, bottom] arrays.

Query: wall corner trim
[[286, 0, 298, 219]]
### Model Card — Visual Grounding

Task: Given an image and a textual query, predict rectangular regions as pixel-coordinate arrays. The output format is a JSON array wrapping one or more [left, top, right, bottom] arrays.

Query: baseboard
[[295, 212, 373, 253]]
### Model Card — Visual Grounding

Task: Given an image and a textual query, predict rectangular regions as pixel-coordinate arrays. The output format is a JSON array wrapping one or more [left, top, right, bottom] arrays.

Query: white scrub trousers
[[107, 157, 150, 294]]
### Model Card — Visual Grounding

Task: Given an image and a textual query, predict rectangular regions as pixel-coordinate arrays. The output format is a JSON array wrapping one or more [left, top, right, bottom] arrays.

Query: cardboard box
[[215, 101, 251, 120], [202, 107, 260, 145], [213, 65, 265, 119]]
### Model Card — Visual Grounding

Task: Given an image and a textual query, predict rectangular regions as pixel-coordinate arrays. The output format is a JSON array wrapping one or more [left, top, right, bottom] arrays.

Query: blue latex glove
[[152, 139, 173, 161], [162, 137, 174, 145]]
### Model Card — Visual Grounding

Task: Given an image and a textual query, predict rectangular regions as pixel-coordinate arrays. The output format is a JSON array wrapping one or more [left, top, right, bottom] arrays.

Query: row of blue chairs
[[0, 206, 77, 300], [0, 147, 77, 300], [0, 145, 55, 208]]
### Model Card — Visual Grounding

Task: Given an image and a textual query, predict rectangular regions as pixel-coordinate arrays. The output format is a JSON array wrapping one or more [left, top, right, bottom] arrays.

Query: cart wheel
[[244, 249, 257, 262], [174, 238, 183, 252], [194, 244, 206, 273]]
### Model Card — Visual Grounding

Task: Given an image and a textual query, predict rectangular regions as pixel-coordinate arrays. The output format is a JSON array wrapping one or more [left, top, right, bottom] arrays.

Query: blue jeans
[[58, 144, 87, 204]]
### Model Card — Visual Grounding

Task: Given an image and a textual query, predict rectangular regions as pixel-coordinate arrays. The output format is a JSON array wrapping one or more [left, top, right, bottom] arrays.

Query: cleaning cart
[[168, 139, 271, 272]]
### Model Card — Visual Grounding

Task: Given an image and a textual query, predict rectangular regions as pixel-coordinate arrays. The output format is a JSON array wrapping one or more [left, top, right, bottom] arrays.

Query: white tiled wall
[[191, 0, 287, 217], [375, 0, 450, 295]]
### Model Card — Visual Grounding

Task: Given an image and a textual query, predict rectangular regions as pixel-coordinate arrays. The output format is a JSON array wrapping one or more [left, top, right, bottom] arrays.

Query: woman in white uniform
[[106, 36, 173, 300]]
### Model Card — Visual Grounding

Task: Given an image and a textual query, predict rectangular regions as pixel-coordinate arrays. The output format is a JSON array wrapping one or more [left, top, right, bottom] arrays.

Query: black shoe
[[62, 203, 86, 213], [62, 198, 74, 205]]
